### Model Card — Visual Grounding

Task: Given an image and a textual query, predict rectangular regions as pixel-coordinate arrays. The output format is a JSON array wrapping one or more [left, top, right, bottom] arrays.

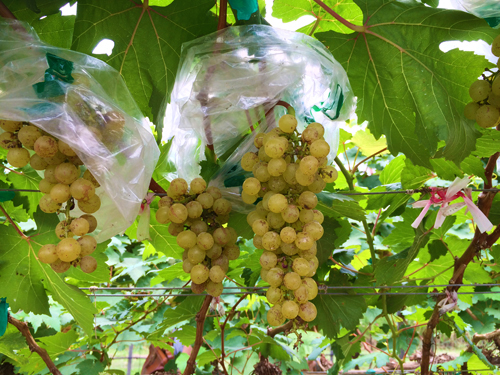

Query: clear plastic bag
[[450, 0, 500, 27], [0, 20, 160, 242], [162, 25, 353, 211]]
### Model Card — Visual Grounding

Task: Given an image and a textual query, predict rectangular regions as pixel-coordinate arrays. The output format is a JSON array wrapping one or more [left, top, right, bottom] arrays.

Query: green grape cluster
[[0, 119, 102, 274], [241, 115, 338, 326], [155, 178, 240, 297], [464, 34, 500, 129]]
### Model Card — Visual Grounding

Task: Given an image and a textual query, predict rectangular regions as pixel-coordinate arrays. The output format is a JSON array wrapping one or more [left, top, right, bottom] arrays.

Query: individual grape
[[258, 147, 272, 162], [295, 232, 314, 251], [266, 267, 284, 287], [191, 281, 207, 294], [55, 163, 80, 185], [321, 166, 338, 183], [252, 219, 269, 236], [0, 119, 22, 132], [196, 192, 214, 209], [43, 152, 66, 166], [298, 191, 318, 209], [300, 156, 319, 176], [169, 203, 188, 223], [213, 198, 232, 216], [254, 163, 271, 182], [34, 135, 58, 158], [190, 220, 208, 235], [169, 223, 185, 236], [493, 35, 500, 57], [283, 163, 299, 185], [262, 231, 281, 251], [56, 238, 81, 262], [241, 191, 258, 204], [265, 212, 283, 230], [260, 268, 269, 282], [209, 265, 225, 283], [266, 286, 283, 304], [243, 177, 261, 195], [226, 227, 238, 244], [38, 179, 55, 195], [30, 154, 49, 170], [265, 137, 287, 158], [283, 272, 301, 290], [294, 285, 309, 303], [78, 194, 101, 214], [44, 165, 58, 184], [51, 259, 70, 273], [302, 126, 320, 143], [206, 243, 223, 259], [158, 196, 173, 208], [80, 256, 97, 273], [299, 209, 314, 223], [191, 264, 210, 284], [295, 168, 315, 186], [282, 300, 299, 319], [281, 242, 298, 256], [190, 177, 207, 194], [213, 227, 230, 245], [207, 186, 222, 200], [188, 245, 206, 264], [464, 102, 480, 120], [476, 105, 500, 128], [268, 176, 288, 193], [212, 254, 229, 273], [241, 152, 259, 172], [303, 221, 324, 240], [167, 178, 188, 198], [70, 179, 95, 201], [281, 205, 299, 223], [39, 194, 62, 213], [38, 244, 58, 263], [268, 194, 288, 213], [58, 140, 76, 156], [50, 184, 71, 204], [278, 114, 297, 133], [182, 259, 194, 273], [302, 278, 318, 300], [83, 169, 100, 187], [469, 80, 491, 101], [253, 235, 264, 249], [308, 174, 327, 193], [206, 281, 224, 297], [18, 125, 41, 148], [223, 244, 240, 260], [69, 217, 89, 236], [263, 130, 280, 146], [156, 206, 170, 224], [291, 220, 304, 232], [177, 230, 197, 249], [299, 242, 317, 260], [268, 158, 287, 176], [280, 227, 297, 244], [68, 155, 84, 166], [7, 148, 30, 168], [186, 201, 203, 219], [292, 257, 311, 277], [298, 301, 317, 322], [55, 220, 73, 239], [267, 305, 285, 326], [310, 140, 330, 158], [78, 235, 97, 256], [493, 76, 500, 96], [260, 251, 278, 269], [489, 93, 500, 108], [0, 132, 19, 149], [197, 232, 214, 250], [80, 214, 97, 233], [253, 133, 264, 149]]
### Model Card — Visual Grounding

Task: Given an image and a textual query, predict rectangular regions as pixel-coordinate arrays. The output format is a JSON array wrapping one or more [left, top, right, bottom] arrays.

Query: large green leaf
[[6, 167, 43, 216], [318, 0, 498, 167], [5, 0, 70, 23], [0, 210, 97, 336], [71, 0, 218, 135], [272, 0, 363, 35]]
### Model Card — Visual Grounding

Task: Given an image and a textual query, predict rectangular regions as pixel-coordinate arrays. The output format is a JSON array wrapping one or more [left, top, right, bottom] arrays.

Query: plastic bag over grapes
[[0, 20, 160, 242], [450, 0, 500, 28], [161, 25, 354, 211]]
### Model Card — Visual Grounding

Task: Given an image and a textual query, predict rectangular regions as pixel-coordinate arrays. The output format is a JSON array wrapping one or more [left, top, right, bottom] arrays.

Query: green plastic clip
[[0, 298, 8, 337]]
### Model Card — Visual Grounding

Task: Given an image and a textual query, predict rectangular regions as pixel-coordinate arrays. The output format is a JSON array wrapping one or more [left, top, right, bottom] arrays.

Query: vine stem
[[312, 0, 366, 32], [183, 295, 213, 375], [351, 147, 387, 175], [0, 203, 28, 239], [8, 315, 62, 375], [220, 293, 248, 375], [267, 320, 293, 337], [381, 294, 404, 372], [334, 156, 377, 270]]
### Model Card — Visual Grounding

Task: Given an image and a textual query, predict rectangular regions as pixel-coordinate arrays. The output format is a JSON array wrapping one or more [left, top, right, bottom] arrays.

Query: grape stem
[[217, 0, 228, 30], [267, 319, 294, 337], [8, 314, 62, 375]]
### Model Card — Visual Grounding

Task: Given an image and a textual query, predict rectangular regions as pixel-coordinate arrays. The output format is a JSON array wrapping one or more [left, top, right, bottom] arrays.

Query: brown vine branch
[[267, 320, 293, 338], [0, 0, 15, 19], [217, 0, 228, 30], [473, 328, 500, 344], [0, 203, 28, 239], [183, 295, 213, 375], [312, 0, 366, 32], [8, 315, 62, 375], [351, 147, 388, 175]]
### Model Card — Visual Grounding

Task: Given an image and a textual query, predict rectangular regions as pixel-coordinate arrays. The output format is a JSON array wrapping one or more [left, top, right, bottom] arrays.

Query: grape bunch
[[464, 34, 500, 129], [240, 114, 337, 326], [0, 119, 100, 273], [155, 178, 239, 297]]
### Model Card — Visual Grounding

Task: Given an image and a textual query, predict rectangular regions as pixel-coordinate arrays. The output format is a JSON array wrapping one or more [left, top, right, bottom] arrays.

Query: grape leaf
[[149, 211, 184, 259], [473, 128, 500, 158], [460, 155, 486, 181], [272, 0, 363, 35], [31, 12, 76, 49], [0, 210, 97, 336], [71, 0, 218, 136], [379, 155, 405, 185], [5, 0, 71, 23], [318, 0, 498, 167], [6, 167, 43, 216], [316, 216, 351, 264], [0, 326, 27, 364], [317, 194, 365, 221]]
